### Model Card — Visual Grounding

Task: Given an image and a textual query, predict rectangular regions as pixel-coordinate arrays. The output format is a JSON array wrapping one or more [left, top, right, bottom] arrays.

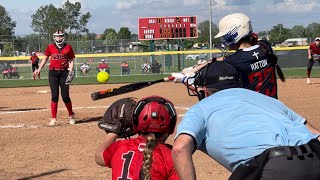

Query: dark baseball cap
[[204, 61, 241, 89]]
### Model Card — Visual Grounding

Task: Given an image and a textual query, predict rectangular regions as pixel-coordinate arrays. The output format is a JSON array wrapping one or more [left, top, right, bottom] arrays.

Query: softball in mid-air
[[97, 71, 110, 83]]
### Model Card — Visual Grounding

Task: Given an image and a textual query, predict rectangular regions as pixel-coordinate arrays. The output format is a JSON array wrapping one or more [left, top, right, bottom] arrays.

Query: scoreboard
[[138, 16, 198, 40]]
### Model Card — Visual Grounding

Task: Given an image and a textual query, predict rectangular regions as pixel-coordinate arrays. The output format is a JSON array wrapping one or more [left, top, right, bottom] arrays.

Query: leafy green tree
[[183, 39, 194, 49], [305, 23, 320, 39], [118, 27, 131, 39], [290, 25, 306, 38], [3, 43, 13, 56], [31, 1, 91, 43], [103, 31, 118, 52], [0, 5, 16, 39], [197, 20, 219, 46], [101, 28, 117, 40], [31, 4, 66, 43], [268, 24, 291, 42], [62, 1, 91, 36]]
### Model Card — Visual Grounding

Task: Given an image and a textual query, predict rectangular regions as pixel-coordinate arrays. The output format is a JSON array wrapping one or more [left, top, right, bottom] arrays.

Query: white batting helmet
[[215, 13, 253, 46]]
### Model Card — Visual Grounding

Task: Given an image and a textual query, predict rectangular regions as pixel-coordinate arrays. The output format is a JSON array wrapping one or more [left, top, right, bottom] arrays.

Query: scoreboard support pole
[[181, 39, 185, 69], [150, 40, 155, 63]]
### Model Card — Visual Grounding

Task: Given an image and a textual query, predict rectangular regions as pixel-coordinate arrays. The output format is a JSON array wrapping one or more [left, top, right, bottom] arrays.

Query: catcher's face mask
[[133, 96, 177, 140], [186, 64, 209, 101]]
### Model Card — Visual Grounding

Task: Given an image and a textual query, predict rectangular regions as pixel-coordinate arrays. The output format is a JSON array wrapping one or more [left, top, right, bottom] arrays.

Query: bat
[[91, 76, 175, 101]]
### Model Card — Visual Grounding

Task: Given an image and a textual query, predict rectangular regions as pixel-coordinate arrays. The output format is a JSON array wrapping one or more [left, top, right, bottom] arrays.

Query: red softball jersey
[[44, 43, 75, 69], [309, 43, 320, 55], [103, 136, 179, 180], [30, 56, 39, 64], [98, 63, 109, 70]]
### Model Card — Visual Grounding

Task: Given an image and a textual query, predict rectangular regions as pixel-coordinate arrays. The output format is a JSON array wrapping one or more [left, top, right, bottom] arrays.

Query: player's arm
[[95, 133, 118, 166], [68, 58, 75, 71], [308, 46, 312, 59], [34, 56, 49, 75], [172, 134, 197, 180]]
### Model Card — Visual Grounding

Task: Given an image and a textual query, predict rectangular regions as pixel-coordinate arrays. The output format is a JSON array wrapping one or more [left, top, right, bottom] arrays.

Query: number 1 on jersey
[[118, 151, 134, 180]]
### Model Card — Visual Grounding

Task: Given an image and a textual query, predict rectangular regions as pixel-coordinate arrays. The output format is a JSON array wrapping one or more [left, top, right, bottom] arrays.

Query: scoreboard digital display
[[138, 16, 198, 40]]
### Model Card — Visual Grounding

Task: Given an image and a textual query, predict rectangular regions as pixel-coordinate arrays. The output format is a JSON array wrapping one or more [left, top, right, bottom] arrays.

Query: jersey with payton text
[[224, 44, 278, 98], [309, 43, 320, 55], [44, 43, 75, 69], [103, 136, 179, 180]]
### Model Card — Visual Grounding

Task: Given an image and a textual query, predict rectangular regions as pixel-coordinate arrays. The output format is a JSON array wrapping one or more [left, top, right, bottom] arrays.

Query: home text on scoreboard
[[138, 16, 198, 40]]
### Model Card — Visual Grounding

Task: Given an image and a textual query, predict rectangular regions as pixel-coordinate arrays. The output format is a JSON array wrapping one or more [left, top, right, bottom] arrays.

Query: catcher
[[95, 96, 179, 180]]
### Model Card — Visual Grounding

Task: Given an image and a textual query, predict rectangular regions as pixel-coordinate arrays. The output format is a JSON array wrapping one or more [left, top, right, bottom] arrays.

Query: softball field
[[1, 78, 320, 179]]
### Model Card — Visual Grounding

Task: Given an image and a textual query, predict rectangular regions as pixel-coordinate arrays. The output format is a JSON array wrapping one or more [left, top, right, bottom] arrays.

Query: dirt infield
[[1, 78, 320, 180]]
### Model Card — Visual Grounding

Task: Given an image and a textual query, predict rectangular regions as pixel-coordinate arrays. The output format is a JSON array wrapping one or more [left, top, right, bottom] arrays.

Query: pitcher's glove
[[98, 97, 137, 138], [65, 70, 75, 85]]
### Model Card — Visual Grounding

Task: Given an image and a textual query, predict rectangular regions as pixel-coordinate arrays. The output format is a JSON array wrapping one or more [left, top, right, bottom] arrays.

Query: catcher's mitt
[[312, 54, 320, 61], [65, 70, 75, 85], [98, 97, 137, 138]]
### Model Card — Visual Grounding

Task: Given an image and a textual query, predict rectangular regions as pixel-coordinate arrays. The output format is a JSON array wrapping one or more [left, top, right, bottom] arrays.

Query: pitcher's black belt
[[50, 67, 68, 71]]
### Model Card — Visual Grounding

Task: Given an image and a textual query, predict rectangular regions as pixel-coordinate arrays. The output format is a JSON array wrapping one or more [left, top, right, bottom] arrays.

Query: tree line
[[1, 1, 320, 56]]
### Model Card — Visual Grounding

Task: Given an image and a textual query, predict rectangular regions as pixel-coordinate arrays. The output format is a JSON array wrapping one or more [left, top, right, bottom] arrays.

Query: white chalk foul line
[[0, 106, 189, 129], [0, 124, 38, 129], [0, 106, 110, 115], [0, 106, 189, 115]]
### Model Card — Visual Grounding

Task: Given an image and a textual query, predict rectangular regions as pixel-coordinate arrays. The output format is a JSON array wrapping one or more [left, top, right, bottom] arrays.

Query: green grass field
[[1, 67, 320, 88]]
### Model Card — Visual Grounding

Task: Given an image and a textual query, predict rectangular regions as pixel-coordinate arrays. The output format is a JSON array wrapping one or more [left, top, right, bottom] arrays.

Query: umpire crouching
[[172, 61, 320, 180]]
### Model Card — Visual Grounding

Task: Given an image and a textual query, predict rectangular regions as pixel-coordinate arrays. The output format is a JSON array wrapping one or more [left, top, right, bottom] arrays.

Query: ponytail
[[142, 133, 158, 180], [259, 40, 286, 82]]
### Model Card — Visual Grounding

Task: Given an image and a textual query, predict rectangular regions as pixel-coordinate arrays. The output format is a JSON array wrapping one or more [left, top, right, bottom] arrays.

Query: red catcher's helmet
[[133, 96, 177, 135]]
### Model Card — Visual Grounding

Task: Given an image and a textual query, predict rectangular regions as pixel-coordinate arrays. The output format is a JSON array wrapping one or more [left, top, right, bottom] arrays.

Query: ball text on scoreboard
[[138, 16, 198, 40]]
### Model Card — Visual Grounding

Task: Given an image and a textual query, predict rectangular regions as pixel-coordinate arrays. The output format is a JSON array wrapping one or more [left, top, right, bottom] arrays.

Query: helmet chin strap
[[56, 43, 62, 48]]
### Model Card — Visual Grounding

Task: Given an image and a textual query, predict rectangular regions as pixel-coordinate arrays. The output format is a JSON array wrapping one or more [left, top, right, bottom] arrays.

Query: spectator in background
[[307, 37, 320, 84], [121, 61, 130, 75], [98, 59, 110, 74], [80, 62, 90, 76], [30, 52, 40, 80], [151, 60, 161, 73], [142, 61, 151, 73]]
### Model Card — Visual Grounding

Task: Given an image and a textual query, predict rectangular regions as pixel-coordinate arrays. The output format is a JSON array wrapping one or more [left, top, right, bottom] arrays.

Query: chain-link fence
[[0, 47, 311, 80], [0, 35, 151, 57]]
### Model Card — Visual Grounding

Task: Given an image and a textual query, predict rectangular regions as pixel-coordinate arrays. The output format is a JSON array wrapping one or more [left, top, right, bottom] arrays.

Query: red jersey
[[30, 55, 39, 64], [309, 43, 320, 55], [44, 43, 75, 69], [98, 63, 109, 70], [103, 136, 179, 180]]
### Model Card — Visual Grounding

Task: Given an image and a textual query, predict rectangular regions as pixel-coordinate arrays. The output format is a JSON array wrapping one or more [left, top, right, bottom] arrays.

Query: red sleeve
[[103, 141, 120, 168], [67, 44, 75, 59], [44, 45, 52, 56]]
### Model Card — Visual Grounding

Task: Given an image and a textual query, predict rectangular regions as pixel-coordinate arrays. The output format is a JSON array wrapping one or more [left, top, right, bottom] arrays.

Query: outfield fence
[[0, 46, 310, 80]]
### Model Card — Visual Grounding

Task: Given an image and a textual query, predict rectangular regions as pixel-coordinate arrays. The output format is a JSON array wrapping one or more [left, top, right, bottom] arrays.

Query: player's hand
[[34, 69, 40, 75], [171, 73, 186, 83]]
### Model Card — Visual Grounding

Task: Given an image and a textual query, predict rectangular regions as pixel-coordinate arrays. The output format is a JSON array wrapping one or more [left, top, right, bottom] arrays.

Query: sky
[[1, 0, 320, 36]]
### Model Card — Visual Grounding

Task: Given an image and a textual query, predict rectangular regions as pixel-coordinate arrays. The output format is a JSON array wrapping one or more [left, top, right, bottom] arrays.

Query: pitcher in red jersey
[[95, 96, 179, 180], [33, 29, 76, 126]]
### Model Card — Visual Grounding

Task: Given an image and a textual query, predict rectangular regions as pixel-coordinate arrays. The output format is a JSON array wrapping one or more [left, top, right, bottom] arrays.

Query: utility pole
[[209, 0, 213, 59]]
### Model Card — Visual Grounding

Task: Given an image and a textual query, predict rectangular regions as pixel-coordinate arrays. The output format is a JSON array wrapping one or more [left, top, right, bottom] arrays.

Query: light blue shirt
[[175, 88, 319, 172]]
